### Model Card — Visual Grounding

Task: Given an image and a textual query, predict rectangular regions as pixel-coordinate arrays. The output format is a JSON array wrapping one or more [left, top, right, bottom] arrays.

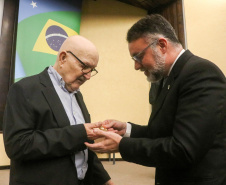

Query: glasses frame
[[132, 41, 156, 63], [66, 51, 98, 77]]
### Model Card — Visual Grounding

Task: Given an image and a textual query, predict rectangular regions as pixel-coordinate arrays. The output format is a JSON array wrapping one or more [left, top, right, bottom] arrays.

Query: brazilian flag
[[15, 0, 82, 81]]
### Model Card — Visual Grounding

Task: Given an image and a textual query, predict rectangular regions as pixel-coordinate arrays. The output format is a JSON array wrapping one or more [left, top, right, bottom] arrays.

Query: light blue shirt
[[48, 66, 88, 180]]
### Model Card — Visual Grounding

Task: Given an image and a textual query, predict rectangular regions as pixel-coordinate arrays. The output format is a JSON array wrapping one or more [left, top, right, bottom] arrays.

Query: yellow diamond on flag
[[33, 19, 78, 55]]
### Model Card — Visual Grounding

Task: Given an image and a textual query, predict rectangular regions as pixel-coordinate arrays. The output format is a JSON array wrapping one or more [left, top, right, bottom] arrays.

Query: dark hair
[[127, 14, 180, 44]]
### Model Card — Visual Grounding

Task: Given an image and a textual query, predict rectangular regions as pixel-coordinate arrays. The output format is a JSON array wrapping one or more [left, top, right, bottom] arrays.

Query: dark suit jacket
[[3, 68, 110, 185], [119, 50, 226, 185]]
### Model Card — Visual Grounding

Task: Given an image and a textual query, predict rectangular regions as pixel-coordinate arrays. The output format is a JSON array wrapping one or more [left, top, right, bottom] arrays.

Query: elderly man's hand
[[84, 122, 102, 140], [85, 128, 122, 153], [104, 179, 114, 185]]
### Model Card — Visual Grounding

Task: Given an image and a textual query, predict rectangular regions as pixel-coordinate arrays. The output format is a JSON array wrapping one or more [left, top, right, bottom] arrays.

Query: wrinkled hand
[[84, 122, 102, 140], [85, 128, 122, 153], [104, 179, 114, 185], [102, 119, 127, 136]]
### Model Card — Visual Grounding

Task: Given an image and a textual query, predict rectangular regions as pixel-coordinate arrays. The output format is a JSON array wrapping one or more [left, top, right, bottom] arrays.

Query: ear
[[59, 51, 67, 65], [158, 38, 167, 54]]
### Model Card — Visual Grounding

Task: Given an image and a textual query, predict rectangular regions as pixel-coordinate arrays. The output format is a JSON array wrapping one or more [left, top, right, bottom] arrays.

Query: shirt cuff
[[123, 122, 132, 137]]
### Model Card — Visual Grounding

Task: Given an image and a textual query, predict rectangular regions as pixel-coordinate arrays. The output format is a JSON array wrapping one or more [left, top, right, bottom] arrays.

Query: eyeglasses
[[132, 42, 155, 63], [66, 51, 98, 77]]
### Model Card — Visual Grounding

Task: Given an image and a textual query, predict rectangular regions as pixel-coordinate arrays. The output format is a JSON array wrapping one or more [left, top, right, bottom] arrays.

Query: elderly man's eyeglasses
[[132, 42, 155, 63], [66, 51, 98, 77]]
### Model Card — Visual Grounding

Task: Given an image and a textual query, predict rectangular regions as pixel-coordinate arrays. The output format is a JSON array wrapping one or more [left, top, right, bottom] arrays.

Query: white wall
[[0, 134, 10, 166], [184, 0, 226, 75]]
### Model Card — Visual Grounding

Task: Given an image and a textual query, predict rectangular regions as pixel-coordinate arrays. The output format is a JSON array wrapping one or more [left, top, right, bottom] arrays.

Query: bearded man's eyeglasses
[[131, 42, 155, 63]]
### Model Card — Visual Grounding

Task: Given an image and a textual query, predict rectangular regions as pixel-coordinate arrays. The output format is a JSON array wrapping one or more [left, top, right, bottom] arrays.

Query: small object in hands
[[99, 125, 108, 131]]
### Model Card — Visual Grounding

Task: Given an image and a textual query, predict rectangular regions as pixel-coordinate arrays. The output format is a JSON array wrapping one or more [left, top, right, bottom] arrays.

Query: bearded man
[[85, 14, 226, 185]]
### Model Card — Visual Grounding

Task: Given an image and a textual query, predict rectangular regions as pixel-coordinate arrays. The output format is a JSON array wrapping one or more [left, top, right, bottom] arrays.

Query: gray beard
[[146, 49, 165, 83]]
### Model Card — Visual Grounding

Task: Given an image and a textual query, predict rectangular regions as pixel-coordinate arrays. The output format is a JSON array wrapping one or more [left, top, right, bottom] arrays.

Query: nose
[[134, 61, 142, 70], [83, 72, 91, 80]]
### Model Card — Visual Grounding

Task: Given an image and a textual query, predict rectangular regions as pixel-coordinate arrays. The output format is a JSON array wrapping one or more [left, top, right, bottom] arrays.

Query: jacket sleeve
[[129, 122, 149, 138]]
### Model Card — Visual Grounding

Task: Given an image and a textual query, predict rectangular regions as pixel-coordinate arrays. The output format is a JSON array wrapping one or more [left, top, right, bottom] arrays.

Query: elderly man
[[3, 35, 113, 185], [85, 14, 226, 185]]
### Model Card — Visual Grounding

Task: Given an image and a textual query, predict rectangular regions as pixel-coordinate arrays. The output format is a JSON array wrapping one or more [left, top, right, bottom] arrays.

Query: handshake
[[84, 119, 127, 153]]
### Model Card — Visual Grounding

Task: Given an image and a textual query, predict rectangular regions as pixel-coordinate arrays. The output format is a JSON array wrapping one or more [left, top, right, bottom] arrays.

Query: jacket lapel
[[39, 68, 70, 128], [149, 50, 194, 122], [75, 92, 91, 123]]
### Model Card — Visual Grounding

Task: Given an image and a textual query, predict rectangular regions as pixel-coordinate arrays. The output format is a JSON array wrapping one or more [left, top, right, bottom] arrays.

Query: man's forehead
[[129, 38, 147, 55], [81, 56, 98, 68]]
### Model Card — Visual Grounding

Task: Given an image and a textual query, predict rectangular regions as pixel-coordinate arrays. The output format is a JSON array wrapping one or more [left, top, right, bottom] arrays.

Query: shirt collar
[[48, 65, 79, 94], [167, 49, 185, 76]]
